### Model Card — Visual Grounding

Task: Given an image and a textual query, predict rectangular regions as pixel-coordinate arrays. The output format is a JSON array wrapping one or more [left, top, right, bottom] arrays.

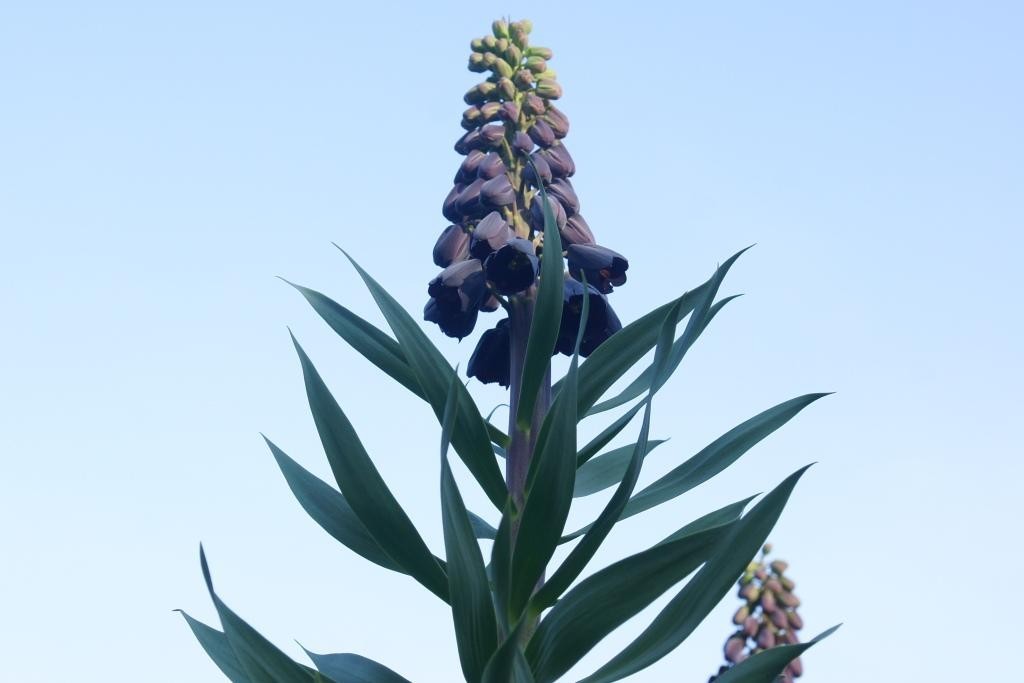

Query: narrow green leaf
[[532, 301, 681, 609], [467, 510, 498, 540], [572, 439, 667, 497], [292, 335, 449, 602], [580, 466, 813, 683], [711, 625, 841, 683], [481, 621, 535, 683], [489, 501, 516, 629], [265, 438, 402, 573], [525, 522, 734, 682], [515, 182, 564, 431], [199, 547, 314, 683], [440, 371, 499, 682], [178, 611, 250, 683], [618, 394, 829, 523], [304, 650, 413, 683], [587, 294, 741, 416], [569, 247, 750, 415], [575, 402, 644, 467], [337, 249, 507, 509], [655, 496, 756, 546]]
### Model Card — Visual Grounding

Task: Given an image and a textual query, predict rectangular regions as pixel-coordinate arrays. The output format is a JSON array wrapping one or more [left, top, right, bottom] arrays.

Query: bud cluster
[[709, 545, 806, 683], [426, 18, 630, 387]]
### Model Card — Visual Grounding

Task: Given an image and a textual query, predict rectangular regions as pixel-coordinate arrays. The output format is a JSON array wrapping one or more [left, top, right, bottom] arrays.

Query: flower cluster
[[709, 545, 806, 683], [425, 18, 630, 386]]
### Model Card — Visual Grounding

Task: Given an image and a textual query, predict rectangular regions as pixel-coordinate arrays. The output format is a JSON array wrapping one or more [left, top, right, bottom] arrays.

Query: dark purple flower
[[512, 131, 534, 155], [547, 178, 580, 216], [467, 318, 511, 387], [455, 178, 487, 218], [500, 101, 521, 122], [469, 211, 513, 260], [432, 225, 470, 267], [567, 244, 629, 294], [481, 174, 515, 207], [425, 298, 478, 340], [523, 93, 546, 115], [561, 214, 595, 246], [554, 277, 622, 357], [543, 105, 569, 138], [541, 143, 575, 177], [454, 130, 481, 155], [529, 191, 567, 231], [476, 152, 505, 179], [424, 259, 491, 339], [484, 238, 538, 294], [442, 184, 464, 223], [523, 152, 552, 186], [528, 119, 556, 148], [478, 123, 505, 147], [455, 150, 486, 183]]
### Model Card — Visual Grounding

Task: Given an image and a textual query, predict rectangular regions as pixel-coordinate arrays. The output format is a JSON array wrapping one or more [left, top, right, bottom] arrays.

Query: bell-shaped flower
[[424, 299, 478, 340], [484, 238, 539, 295], [469, 211, 513, 260], [554, 277, 622, 357], [432, 225, 470, 268], [424, 259, 490, 340], [467, 318, 511, 387], [567, 244, 629, 294]]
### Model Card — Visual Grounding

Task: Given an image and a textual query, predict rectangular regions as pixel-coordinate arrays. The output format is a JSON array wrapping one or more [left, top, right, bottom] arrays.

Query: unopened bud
[[765, 578, 783, 594], [497, 77, 516, 100], [756, 626, 776, 649], [762, 543, 773, 554], [510, 25, 529, 49], [525, 55, 547, 73], [514, 69, 535, 89], [779, 591, 801, 608], [536, 79, 563, 100], [455, 150, 486, 183], [562, 214, 595, 246], [523, 93, 546, 115], [781, 576, 796, 591], [442, 184, 464, 223], [491, 19, 509, 39], [500, 101, 521, 122], [514, 19, 533, 34], [542, 143, 575, 177], [504, 44, 522, 65], [481, 174, 515, 207], [547, 178, 579, 216], [528, 118, 556, 148], [724, 636, 746, 664], [464, 81, 497, 105], [476, 152, 505, 179], [432, 225, 471, 267], [732, 606, 749, 625], [787, 657, 804, 677], [470, 38, 486, 52], [523, 152, 552, 186], [526, 46, 552, 59], [461, 106, 482, 130], [543, 105, 569, 138], [512, 131, 534, 155], [738, 584, 759, 602], [536, 68, 558, 81], [787, 610, 804, 630], [492, 58, 514, 79], [480, 101, 502, 121], [759, 590, 777, 612], [468, 53, 487, 72], [743, 616, 759, 637], [770, 560, 789, 575], [768, 608, 788, 630]]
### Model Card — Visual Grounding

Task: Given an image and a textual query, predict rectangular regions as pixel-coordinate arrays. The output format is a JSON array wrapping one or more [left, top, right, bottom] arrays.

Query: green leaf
[[586, 294, 741, 416], [525, 520, 736, 682], [515, 182, 564, 431], [531, 300, 682, 610], [440, 371, 499, 682], [265, 437, 402, 573], [304, 650, 413, 683], [292, 335, 448, 602], [580, 465, 813, 683], [711, 625, 841, 683], [569, 247, 749, 416], [575, 402, 644, 467], [481, 621, 535, 683], [199, 547, 314, 683], [178, 611, 250, 683], [617, 394, 828, 523], [337, 249, 507, 510], [572, 439, 667, 497], [655, 496, 756, 546], [489, 501, 516, 629], [467, 510, 498, 540]]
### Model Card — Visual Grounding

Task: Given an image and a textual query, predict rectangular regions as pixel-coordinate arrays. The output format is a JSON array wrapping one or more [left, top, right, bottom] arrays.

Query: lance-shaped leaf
[[289, 280, 511, 450], [515, 180, 564, 431], [440, 371, 498, 681], [304, 650, 413, 683], [198, 547, 314, 683], [179, 611, 250, 683], [587, 294, 742, 416], [573, 439, 667, 498], [265, 437, 402, 573], [568, 247, 750, 416], [618, 394, 828, 522], [531, 300, 682, 610], [711, 625, 841, 683], [575, 402, 644, 467], [525, 508, 741, 682], [481, 621, 535, 683], [292, 335, 449, 602], [508, 274, 585, 617], [337, 248, 508, 509], [467, 510, 498, 540], [579, 465, 813, 683]]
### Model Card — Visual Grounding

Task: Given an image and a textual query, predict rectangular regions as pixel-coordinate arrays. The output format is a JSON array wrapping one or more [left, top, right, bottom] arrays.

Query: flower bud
[[475, 152, 505, 179], [482, 35, 498, 49], [743, 617, 759, 637], [492, 58, 515, 79], [738, 584, 760, 603], [536, 68, 558, 81], [543, 105, 569, 138], [547, 178, 580, 215], [536, 79, 563, 99], [512, 131, 534, 155], [425, 259, 488, 340], [541, 143, 575, 177], [787, 610, 804, 630], [768, 608, 789, 630], [497, 77, 516, 100], [770, 560, 789, 575], [514, 69, 535, 89], [781, 576, 796, 591], [530, 191, 567, 231], [455, 150, 486, 183], [554, 278, 622, 357], [762, 543, 773, 554], [484, 238, 539, 294], [480, 101, 502, 122], [442, 184, 464, 223], [523, 152, 552, 186], [783, 630, 799, 645], [528, 118, 556, 147], [732, 606, 749, 625], [468, 53, 487, 72], [461, 106, 482, 130], [562, 214, 595, 246], [765, 578, 783, 594], [724, 636, 746, 664], [479, 123, 505, 147], [526, 46, 553, 59], [500, 101, 521, 122], [463, 81, 497, 105], [492, 19, 509, 39], [755, 567, 768, 581], [470, 211, 513, 260], [468, 319, 511, 387], [470, 38, 486, 52], [495, 38, 509, 53], [454, 130, 480, 155], [523, 93, 546, 115], [760, 590, 777, 612], [779, 592, 801, 608], [433, 225, 471, 267], [510, 25, 529, 49], [525, 55, 547, 73], [504, 44, 522, 65], [481, 174, 515, 207], [455, 178, 486, 218], [567, 244, 628, 294], [756, 626, 776, 649], [787, 657, 804, 677]]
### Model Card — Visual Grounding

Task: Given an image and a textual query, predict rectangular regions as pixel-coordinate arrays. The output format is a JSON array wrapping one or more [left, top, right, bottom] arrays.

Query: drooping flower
[[553, 277, 622, 357], [567, 244, 629, 294], [485, 238, 539, 295], [467, 318, 511, 386]]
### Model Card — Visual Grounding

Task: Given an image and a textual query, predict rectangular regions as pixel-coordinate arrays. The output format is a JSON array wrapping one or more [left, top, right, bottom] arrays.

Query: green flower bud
[[483, 35, 498, 50], [526, 45, 552, 59], [504, 44, 523, 66], [510, 25, 529, 49], [495, 38, 509, 53], [461, 106, 482, 130], [480, 101, 502, 121], [468, 53, 487, 72], [464, 81, 497, 105], [781, 576, 796, 591], [497, 77, 516, 100], [779, 591, 801, 608], [762, 543, 773, 555], [765, 578, 783, 594], [536, 68, 558, 81], [471, 38, 486, 52], [492, 19, 509, 39], [514, 19, 533, 34], [526, 55, 547, 73], [536, 79, 563, 99], [732, 605, 749, 625], [492, 57, 514, 79], [787, 610, 804, 630], [514, 69, 534, 89], [738, 584, 759, 602]]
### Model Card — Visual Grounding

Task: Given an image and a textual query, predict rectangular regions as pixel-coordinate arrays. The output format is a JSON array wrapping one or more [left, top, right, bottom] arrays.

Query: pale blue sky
[[1, 2, 1021, 681]]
